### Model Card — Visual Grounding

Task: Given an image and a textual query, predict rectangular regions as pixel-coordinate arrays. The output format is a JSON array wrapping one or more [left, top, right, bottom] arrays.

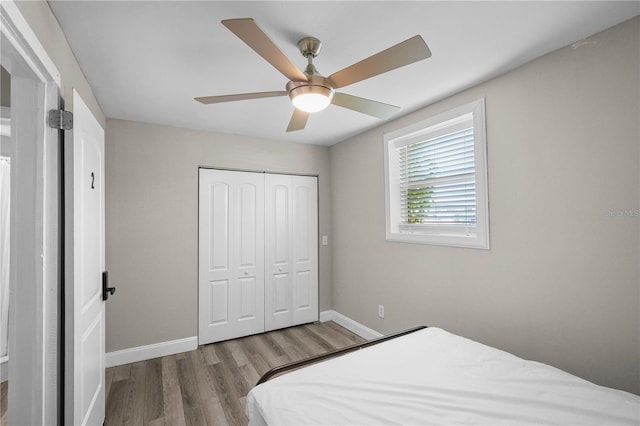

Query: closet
[[198, 168, 318, 345]]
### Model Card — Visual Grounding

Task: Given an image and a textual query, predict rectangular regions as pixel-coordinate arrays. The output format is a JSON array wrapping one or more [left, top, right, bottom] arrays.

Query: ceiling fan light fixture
[[289, 85, 334, 113]]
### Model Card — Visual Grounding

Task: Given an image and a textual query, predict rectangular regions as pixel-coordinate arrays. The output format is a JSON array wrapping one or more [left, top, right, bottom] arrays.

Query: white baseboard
[[320, 310, 383, 339], [105, 336, 198, 368], [106, 311, 378, 368]]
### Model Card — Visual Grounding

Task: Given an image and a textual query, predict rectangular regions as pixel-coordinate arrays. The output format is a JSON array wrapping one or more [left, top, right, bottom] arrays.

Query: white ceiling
[[48, 1, 639, 146]]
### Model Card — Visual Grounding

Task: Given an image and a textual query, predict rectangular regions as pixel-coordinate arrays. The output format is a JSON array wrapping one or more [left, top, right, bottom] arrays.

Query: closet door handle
[[102, 271, 116, 301]]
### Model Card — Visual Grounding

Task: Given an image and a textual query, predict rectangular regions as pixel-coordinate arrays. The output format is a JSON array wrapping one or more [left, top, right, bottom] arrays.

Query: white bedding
[[246, 327, 639, 425]]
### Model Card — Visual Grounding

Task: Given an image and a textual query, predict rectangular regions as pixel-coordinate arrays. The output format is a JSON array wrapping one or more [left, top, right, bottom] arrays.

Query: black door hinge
[[47, 109, 73, 130]]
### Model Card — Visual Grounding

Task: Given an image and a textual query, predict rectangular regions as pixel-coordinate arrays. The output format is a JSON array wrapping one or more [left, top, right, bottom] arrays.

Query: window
[[384, 99, 489, 249]]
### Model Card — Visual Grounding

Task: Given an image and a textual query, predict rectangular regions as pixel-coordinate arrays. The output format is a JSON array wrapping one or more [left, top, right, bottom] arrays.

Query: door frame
[[0, 1, 62, 424]]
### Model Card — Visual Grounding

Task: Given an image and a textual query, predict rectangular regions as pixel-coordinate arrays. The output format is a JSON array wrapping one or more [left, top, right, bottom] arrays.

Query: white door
[[199, 169, 265, 344], [265, 174, 318, 331], [65, 89, 106, 426]]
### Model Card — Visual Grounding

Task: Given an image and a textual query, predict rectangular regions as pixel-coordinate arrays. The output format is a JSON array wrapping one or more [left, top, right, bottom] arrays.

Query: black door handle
[[102, 271, 116, 301]]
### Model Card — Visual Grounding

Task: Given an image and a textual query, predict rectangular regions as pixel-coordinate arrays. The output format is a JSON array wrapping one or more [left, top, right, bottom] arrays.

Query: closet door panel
[[208, 280, 229, 324], [292, 176, 318, 325], [295, 271, 311, 309], [238, 276, 258, 321], [264, 174, 293, 331], [274, 275, 289, 313], [239, 183, 258, 269], [273, 184, 290, 264], [209, 183, 229, 271]]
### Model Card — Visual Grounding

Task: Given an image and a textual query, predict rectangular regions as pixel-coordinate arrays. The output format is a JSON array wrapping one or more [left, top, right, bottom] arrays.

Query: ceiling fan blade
[[328, 35, 431, 89], [222, 18, 307, 82], [286, 109, 310, 132], [195, 91, 287, 104], [332, 92, 399, 119]]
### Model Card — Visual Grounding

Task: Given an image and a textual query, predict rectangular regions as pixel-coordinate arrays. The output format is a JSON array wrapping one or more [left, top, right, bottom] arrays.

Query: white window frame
[[384, 98, 490, 249]]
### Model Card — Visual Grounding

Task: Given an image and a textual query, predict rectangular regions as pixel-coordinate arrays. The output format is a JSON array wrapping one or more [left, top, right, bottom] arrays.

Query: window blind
[[399, 127, 476, 228]]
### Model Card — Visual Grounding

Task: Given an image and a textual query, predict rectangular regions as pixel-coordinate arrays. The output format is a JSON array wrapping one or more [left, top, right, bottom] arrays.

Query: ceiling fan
[[195, 18, 431, 132]]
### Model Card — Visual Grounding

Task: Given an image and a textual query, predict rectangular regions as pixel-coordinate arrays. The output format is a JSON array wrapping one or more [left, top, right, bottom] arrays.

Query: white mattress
[[246, 327, 640, 425]]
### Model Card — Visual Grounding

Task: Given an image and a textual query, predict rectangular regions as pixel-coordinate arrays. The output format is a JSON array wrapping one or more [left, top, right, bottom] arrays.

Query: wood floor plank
[[282, 326, 326, 357], [209, 363, 246, 425], [162, 355, 187, 426], [176, 355, 201, 410], [240, 344, 271, 378], [238, 363, 260, 389], [281, 342, 308, 363], [1, 380, 7, 426], [225, 339, 250, 367], [104, 378, 128, 426], [146, 416, 164, 426], [261, 333, 288, 359], [105, 365, 115, 401], [301, 324, 337, 352], [267, 329, 292, 349], [143, 358, 164, 423], [213, 343, 245, 396], [184, 404, 207, 426], [113, 364, 131, 382], [201, 345, 220, 365], [201, 397, 228, 426], [245, 336, 282, 369], [324, 321, 366, 344], [309, 321, 352, 345], [104, 321, 365, 425], [122, 362, 147, 426], [188, 349, 217, 402]]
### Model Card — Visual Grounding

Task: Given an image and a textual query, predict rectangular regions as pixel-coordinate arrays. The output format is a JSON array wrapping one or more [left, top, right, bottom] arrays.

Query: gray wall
[[329, 17, 639, 394], [105, 119, 331, 352]]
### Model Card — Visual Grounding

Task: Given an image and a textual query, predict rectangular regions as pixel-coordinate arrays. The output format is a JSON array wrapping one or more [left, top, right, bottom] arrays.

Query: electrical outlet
[[378, 304, 385, 318], [322, 235, 328, 246]]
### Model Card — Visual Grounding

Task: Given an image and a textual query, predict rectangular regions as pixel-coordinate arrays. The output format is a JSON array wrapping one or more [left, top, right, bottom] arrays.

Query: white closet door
[[265, 174, 318, 331], [198, 169, 265, 344]]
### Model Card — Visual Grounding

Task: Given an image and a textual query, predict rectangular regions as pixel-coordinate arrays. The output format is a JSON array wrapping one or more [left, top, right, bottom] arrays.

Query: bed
[[246, 326, 640, 425]]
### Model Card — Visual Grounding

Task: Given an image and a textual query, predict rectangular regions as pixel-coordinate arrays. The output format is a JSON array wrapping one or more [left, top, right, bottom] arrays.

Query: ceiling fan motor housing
[[297, 37, 322, 58], [286, 74, 334, 93]]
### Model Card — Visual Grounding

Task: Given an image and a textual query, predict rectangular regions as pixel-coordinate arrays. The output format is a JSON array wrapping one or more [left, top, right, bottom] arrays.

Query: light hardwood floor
[[105, 321, 365, 426]]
